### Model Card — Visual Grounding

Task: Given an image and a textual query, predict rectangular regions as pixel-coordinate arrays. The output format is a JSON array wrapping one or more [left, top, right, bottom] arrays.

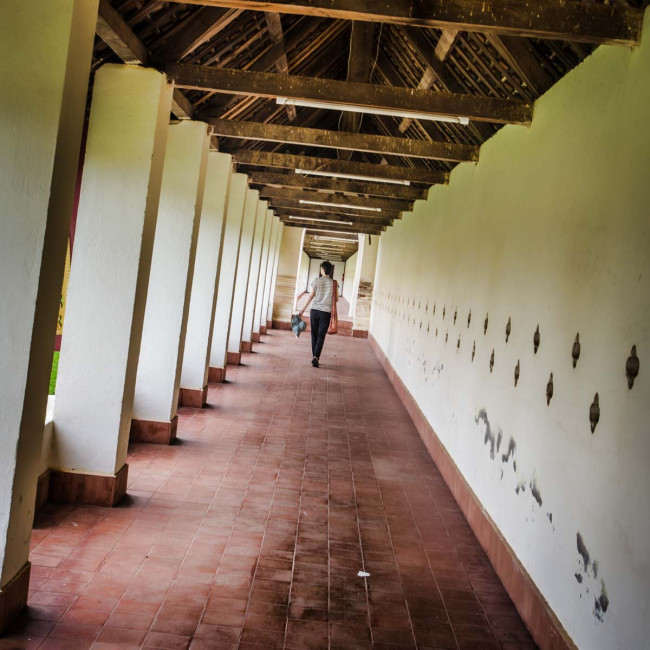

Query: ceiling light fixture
[[288, 216, 353, 225], [307, 227, 367, 236], [294, 169, 410, 186], [277, 97, 470, 125], [315, 236, 358, 243], [298, 199, 381, 212]]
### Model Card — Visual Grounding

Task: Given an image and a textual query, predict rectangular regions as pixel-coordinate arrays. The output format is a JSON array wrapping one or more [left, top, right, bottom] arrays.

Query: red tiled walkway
[[5, 331, 536, 649]]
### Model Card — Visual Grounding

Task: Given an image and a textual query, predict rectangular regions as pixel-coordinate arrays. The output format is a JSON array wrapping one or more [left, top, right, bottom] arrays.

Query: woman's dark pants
[[310, 309, 331, 358]]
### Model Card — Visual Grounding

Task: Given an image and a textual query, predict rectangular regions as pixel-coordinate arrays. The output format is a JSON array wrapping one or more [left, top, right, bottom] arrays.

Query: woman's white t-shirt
[[311, 276, 334, 313]]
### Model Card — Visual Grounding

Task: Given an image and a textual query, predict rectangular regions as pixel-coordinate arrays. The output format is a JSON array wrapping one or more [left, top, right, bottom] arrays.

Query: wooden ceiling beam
[[249, 172, 427, 200], [259, 186, 412, 211], [206, 118, 479, 162], [268, 198, 401, 220], [163, 0, 643, 46], [156, 6, 241, 61], [273, 208, 390, 228], [264, 12, 296, 121], [165, 62, 532, 125], [282, 219, 383, 235], [232, 150, 447, 185], [96, 0, 194, 119]]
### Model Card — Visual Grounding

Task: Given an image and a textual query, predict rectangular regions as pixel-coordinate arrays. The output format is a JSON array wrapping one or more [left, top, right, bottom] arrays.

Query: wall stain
[[575, 573, 583, 584], [529, 478, 543, 507], [475, 409, 498, 460], [502, 438, 516, 464], [577, 532, 590, 571]]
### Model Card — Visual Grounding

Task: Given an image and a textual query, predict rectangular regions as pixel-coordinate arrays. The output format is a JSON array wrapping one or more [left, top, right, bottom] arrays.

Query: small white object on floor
[[357, 570, 370, 577]]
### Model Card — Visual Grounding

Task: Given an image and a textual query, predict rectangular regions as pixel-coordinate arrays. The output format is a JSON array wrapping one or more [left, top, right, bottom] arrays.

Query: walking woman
[[299, 261, 337, 367]]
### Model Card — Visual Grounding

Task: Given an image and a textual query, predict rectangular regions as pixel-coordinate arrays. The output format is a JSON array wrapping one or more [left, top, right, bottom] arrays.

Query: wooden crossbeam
[[273, 208, 390, 228], [207, 119, 478, 162], [264, 12, 296, 121], [96, 0, 194, 119], [268, 198, 401, 220], [259, 186, 412, 212], [232, 150, 448, 185], [281, 219, 383, 235], [166, 63, 532, 125], [163, 0, 643, 45], [249, 172, 427, 200]]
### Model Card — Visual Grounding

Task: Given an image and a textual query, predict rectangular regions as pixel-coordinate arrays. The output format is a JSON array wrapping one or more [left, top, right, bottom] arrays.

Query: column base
[[130, 416, 178, 444], [179, 385, 208, 408], [251, 332, 261, 343], [266, 319, 273, 330], [227, 352, 241, 366], [260, 325, 267, 335], [35, 470, 51, 512], [240, 340, 253, 353], [208, 366, 227, 383], [49, 463, 128, 507], [352, 329, 369, 339], [0, 562, 31, 635], [272, 320, 291, 330]]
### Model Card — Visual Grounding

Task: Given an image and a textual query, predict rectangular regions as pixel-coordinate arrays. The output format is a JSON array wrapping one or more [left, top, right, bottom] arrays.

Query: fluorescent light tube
[[298, 199, 381, 212], [288, 216, 353, 225], [277, 97, 470, 125], [315, 236, 358, 243], [295, 169, 410, 186]]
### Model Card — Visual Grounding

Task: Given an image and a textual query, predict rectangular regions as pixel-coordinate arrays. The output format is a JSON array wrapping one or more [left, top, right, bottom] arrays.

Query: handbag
[[328, 280, 339, 335]]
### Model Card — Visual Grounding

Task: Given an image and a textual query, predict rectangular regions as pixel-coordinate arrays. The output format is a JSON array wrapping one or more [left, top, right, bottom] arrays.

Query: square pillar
[[241, 202, 269, 351], [0, 0, 98, 632], [266, 223, 284, 329], [179, 152, 232, 407], [131, 121, 210, 442], [52, 65, 173, 505], [252, 211, 275, 339], [271, 225, 303, 328], [226, 189, 259, 365], [208, 174, 248, 383]]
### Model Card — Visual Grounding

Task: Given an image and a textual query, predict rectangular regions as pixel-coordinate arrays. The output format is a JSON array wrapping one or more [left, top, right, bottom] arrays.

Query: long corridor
[[6, 332, 535, 649]]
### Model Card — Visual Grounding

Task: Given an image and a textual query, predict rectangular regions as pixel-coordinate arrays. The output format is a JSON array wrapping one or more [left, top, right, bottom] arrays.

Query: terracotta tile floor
[[3, 331, 537, 649]]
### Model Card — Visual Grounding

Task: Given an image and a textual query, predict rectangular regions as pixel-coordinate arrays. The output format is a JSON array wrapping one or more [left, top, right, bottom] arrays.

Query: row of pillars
[[0, 0, 283, 632]]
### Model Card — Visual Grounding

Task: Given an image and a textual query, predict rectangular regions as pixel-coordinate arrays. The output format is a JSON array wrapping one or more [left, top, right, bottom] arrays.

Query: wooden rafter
[[162, 0, 643, 46], [264, 12, 296, 120], [165, 63, 533, 124], [232, 150, 448, 185], [259, 186, 413, 212], [96, 0, 194, 119], [207, 118, 480, 162], [248, 172, 427, 200], [274, 208, 389, 229], [282, 219, 383, 235], [268, 198, 401, 221]]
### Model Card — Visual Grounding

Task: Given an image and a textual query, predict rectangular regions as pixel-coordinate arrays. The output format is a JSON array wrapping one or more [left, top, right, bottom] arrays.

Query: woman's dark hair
[[320, 261, 333, 277]]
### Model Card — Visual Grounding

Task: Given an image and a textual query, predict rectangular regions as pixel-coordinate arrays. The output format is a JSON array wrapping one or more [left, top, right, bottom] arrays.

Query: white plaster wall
[[133, 121, 210, 422], [0, 0, 98, 585], [370, 22, 650, 650], [180, 152, 232, 390], [228, 189, 259, 354], [210, 174, 247, 369], [54, 65, 172, 476]]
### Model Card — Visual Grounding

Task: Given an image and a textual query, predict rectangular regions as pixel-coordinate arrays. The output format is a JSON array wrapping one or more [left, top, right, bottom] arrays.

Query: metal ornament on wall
[[506, 317, 511, 343], [467, 310, 471, 328], [546, 373, 554, 405], [534, 325, 540, 354], [514, 360, 520, 387], [484, 314, 489, 335], [590, 393, 600, 433], [454, 309, 457, 324], [490, 349, 495, 373], [572, 333, 581, 368], [472, 341, 476, 362], [626, 345, 640, 389]]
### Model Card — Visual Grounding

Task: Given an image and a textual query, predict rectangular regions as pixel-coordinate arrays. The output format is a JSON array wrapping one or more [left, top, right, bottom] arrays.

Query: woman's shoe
[[312, 357, 319, 368]]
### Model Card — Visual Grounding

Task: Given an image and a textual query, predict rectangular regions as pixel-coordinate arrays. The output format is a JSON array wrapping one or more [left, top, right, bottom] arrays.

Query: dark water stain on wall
[[594, 583, 609, 621], [502, 438, 516, 463], [530, 478, 543, 507], [475, 409, 497, 459], [577, 532, 590, 571]]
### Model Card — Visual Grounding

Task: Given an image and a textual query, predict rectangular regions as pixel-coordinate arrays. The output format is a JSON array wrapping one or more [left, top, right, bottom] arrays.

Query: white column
[[227, 189, 259, 365], [179, 152, 232, 407], [266, 223, 285, 329], [352, 233, 379, 335], [53, 65, 173, 505], [253, 212, 275, 338], [131, 121, 210, 442], [208, 174, 248, 383], [271, 225, 304, 326], [241, 202, 269, 351], [0, 0, 98, 629]]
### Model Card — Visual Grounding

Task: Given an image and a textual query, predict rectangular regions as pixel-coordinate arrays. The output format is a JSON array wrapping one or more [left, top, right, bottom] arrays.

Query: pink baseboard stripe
[[368, 333, 576, 650]]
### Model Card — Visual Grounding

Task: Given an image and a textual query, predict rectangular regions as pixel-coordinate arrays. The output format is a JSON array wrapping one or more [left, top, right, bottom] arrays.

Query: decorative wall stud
[[443, 306, 446, 319], [445, 331, 448, 343], [472, 341, 476, 361], [590, 393, 600, 433], [572, 333, 581, 368], [484, 314, 489, 335], [505, 317, 511, 343], [514, 360, 520, 387], [467, 310, 472, 328], [490, 350, 495, 373], [457, 336, 461, 351], [433, 303, 436, 315], [435, 328, 438, 338], [534, 325, 540, 354], [626, 345, 639, 389], [546, 373, 554, 405], [454, 309, 457, 324]]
